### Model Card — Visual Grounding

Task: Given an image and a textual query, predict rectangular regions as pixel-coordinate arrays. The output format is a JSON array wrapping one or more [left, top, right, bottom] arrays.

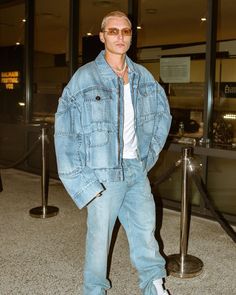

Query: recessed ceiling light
[[146, 8, 157, 14], [93, 0, 113, 7], [37, 13, 60, 19]]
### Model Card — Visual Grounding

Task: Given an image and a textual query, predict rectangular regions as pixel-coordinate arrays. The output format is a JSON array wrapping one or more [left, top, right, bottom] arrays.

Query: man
[[54, 11, 172, 295]]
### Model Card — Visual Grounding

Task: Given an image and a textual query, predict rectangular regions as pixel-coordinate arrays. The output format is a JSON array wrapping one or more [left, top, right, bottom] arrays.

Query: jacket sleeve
[[54, 87, 104, 209], [146, 83, 172, 172]]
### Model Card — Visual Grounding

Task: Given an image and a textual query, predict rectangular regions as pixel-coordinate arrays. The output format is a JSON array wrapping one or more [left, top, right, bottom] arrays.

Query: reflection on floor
[[0, 169, 235, 295]]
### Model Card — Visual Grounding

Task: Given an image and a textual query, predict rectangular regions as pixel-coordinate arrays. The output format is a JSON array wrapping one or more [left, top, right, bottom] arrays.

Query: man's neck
[[104, 51, 129, 84], [105, 52, 126, 72]]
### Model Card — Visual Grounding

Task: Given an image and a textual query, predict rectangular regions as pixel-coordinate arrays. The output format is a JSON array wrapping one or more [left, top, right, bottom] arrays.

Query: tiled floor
[[0, 169, 235, 295]]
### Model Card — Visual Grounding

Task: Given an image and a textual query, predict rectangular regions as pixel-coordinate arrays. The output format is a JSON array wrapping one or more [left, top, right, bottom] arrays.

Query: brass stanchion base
[[29, 206, 59, 218], [167, 254, 203, 278]]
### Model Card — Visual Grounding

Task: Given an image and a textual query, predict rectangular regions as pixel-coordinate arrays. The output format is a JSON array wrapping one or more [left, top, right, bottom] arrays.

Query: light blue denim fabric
[[54, 50, 172, 209], [83, 158, 166, 295]]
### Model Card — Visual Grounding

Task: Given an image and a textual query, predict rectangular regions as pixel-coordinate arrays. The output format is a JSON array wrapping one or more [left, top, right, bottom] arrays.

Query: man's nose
[[117, 32, 124, 39]]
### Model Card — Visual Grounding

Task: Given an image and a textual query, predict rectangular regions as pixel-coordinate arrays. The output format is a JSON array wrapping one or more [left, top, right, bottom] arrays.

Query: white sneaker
[[157, 290, 171, 295], [153, 279, 171, 295]]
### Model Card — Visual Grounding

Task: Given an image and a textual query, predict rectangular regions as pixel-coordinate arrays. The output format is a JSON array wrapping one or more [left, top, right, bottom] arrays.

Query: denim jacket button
[[95, 96, 101, 101]]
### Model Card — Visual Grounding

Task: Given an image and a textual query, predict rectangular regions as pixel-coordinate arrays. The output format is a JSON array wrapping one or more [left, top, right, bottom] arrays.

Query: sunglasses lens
[[105, 28, 132, 36], [122, 29, 132, 36], [108, 28, 119, 35]]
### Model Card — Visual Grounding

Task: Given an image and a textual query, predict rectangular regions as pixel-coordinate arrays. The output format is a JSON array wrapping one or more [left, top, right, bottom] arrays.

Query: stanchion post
[[167, 147, 203, 278], [29, 124, 59, 218], [0, 170, 3, 192]]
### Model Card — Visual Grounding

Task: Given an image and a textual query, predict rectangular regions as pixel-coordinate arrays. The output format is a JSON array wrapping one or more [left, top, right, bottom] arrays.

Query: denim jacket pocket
[[82, 88, 113, 126], [86, 130, 118, 169]]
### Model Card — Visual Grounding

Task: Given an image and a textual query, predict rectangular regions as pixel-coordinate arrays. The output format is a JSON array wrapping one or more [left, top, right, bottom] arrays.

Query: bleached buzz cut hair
[[100, 11, 132, 31]]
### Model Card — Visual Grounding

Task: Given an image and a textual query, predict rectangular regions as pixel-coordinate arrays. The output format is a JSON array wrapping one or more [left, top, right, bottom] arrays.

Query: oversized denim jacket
[[54, 50, 172, 209]]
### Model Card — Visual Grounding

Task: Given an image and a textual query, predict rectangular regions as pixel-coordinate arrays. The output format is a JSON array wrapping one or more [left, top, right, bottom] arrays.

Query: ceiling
[[0, 0, 236, 55]]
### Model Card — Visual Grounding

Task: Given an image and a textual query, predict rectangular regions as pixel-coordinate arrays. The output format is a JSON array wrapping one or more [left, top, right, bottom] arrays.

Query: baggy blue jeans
[[83, 158, 166, 295]]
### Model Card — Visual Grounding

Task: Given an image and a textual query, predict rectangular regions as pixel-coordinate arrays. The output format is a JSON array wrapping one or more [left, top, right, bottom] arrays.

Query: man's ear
[[99, 32, 105, 43]]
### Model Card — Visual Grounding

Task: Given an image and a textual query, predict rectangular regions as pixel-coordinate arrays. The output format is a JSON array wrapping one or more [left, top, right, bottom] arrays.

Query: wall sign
[[160, 56, 190, 83], [220, 82, 236, 98], [0, 71, 20, 90]]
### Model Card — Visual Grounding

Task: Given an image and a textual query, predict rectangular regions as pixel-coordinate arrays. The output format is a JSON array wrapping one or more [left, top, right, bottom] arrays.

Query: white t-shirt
[[122, 83, 138, 159]]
